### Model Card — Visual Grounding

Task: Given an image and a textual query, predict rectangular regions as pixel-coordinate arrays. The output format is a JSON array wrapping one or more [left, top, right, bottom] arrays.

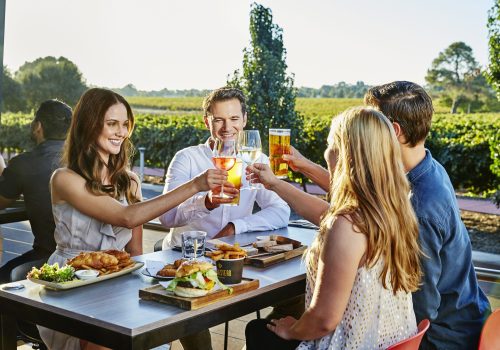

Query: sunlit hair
[[307, 107, 421, 294], [203, 87, 246, 116], [364, 81, 433, 147], [62, 88, 140, 204]]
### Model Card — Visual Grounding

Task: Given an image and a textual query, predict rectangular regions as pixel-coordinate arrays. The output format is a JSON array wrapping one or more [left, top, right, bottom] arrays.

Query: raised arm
[[248, 163, 329, 226], [283, 146, 330, 192], [51, 167, 226, 229], [159, 150, 236, 229]]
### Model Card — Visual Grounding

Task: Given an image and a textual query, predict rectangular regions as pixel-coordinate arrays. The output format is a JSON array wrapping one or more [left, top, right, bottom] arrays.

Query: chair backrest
[[10, 258, 48, 282], [154, 238, 164, 252], [386, 319, 430, 350], [479, 309, 500, 350]]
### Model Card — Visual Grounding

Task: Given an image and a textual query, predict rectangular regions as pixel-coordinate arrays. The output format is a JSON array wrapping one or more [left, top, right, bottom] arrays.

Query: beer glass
[[269, 128, 290, 179], [237, 130, 262, 189], [226, 158, 243, 206], [212, 139, 236, 198]]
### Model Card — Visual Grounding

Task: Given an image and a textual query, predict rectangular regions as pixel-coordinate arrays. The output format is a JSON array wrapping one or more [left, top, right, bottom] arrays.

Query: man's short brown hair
[[364, 81, 433, 147], [203, 87, 246, 116]]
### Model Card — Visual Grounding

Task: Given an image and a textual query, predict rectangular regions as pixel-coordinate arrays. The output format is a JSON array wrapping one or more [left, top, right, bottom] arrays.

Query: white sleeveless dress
[[38, 200, 132, 350], [297, 256, 417, 350]]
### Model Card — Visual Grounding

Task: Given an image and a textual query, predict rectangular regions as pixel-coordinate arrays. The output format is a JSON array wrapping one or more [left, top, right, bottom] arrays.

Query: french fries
[[206, 243, 247, 261]]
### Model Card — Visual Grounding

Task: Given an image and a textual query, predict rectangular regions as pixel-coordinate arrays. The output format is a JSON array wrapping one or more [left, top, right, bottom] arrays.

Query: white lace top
[[297, 257, 417, 350]]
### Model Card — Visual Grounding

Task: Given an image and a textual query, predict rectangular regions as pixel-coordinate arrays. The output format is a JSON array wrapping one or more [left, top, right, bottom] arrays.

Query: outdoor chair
[[10, 258, 48, 350], [386, 319, 430, 350], [154, 238, 164, 252], [478, 308, 500, 350]]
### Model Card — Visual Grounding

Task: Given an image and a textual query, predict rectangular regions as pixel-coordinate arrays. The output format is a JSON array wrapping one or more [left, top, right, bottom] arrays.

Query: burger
[[166, 259, 231, 297]]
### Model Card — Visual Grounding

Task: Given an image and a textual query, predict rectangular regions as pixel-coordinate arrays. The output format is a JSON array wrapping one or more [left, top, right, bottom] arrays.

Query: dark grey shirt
[[0, 140, 64, 254]]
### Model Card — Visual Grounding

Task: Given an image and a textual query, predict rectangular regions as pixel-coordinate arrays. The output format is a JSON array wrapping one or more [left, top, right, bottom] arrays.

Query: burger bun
[[174, 285, 209, 298]]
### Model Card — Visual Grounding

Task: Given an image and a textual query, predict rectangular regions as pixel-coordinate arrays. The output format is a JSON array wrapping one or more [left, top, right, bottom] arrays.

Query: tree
[[15, 56, 87, 110], [227, 3, 303, 153], [486, 0, 500, 100], [425, 42, 482, 113], [2, 66, 26, 112]]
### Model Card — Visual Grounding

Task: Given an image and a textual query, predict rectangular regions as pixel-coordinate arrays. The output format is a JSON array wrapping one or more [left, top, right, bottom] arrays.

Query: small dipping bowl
[[255, 236, 270, 242], [75, 270, 99, 280]]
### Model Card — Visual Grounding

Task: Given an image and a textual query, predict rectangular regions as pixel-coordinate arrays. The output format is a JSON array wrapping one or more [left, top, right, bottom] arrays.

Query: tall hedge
[[1, 112, 498, 194]]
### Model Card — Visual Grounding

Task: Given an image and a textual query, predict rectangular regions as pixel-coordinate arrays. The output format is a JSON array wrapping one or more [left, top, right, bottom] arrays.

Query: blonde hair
[[307, 107, 421, 293]]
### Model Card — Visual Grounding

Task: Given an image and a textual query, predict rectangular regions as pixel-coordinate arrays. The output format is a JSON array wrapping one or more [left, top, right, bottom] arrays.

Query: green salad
[[27, 263, 76, 283]]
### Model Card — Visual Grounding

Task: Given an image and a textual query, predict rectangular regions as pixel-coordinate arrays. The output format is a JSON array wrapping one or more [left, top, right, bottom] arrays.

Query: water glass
[[181, 231, 207, 259], [237, 130, 262, 189]]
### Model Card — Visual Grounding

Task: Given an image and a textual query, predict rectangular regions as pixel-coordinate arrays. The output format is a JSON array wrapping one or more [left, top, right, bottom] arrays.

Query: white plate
[[28, 262, 144, 290], [141, 268, 174, 281]]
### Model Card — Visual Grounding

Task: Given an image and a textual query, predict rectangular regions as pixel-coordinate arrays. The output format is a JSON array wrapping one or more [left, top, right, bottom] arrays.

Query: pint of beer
[[269, 128, 291, 179], [226, 158, 243, 206]]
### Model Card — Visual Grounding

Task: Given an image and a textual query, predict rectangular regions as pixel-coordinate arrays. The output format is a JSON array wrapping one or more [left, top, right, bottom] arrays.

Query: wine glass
[[237, 130, 262, 189], [212, 139, 237, 198]]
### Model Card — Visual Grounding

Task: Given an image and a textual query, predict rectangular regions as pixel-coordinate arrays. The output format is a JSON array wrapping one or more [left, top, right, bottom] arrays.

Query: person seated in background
[[279, 81, 491, 350], [37, 88, 224, 350], [245, 107, 422, 349], [158, 87, 290, 350], [0, 99, 72, 283]]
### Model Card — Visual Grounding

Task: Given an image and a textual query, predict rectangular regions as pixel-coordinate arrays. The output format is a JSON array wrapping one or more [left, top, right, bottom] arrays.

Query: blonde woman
[[245, 107, 422, 349]]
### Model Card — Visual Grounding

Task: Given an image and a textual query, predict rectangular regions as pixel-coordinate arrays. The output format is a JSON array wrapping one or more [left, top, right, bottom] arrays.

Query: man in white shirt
[[159, 87, 290, 350], [159, 87, 290, 249]]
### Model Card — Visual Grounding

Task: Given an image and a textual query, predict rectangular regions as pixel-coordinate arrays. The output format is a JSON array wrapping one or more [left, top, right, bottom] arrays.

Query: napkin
[[145, 260, 165, 276]]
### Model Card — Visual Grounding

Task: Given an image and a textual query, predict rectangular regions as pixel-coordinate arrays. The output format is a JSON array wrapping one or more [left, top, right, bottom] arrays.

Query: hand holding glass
[[212, 139, 236, 198], [237, 130, 262, 189]]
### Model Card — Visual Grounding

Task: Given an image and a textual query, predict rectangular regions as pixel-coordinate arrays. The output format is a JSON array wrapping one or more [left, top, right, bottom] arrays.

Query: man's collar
[[407, 149, 432, 183]]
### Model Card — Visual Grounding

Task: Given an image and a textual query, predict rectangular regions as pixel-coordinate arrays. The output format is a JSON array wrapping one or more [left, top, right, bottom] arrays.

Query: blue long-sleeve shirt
[[409, 150, 491, 350]]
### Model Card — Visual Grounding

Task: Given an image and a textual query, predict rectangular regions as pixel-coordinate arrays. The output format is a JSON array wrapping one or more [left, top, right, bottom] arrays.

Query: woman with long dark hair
[[38, 88, 227, 350]]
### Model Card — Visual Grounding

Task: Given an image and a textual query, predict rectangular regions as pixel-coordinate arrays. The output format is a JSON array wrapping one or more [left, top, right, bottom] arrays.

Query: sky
[[4, 0, 494, 91]]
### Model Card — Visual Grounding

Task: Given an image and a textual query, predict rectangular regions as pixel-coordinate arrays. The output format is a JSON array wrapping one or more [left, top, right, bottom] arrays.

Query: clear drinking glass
[[269, 128, 291, 179], [226, 158, 243, 206], [237, 130, 262, 189], [212, 139, 237, 198], [181, 231, 207, 259]]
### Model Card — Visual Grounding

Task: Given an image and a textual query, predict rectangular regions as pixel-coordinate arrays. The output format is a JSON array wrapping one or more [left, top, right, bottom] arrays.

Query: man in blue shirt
[[282, 81, 490, 349], [363, 81, 490, 349]]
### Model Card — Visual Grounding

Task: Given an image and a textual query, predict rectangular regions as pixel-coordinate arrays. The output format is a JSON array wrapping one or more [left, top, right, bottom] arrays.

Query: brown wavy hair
[[62, 88, 139, 204], [364, 81, 433, 147], [307, 107, 421, 293]]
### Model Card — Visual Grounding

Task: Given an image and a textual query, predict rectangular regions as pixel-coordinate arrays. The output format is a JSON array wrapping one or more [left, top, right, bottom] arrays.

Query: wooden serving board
[[139, 278, 259, 310], [245, 245, 307, 268]]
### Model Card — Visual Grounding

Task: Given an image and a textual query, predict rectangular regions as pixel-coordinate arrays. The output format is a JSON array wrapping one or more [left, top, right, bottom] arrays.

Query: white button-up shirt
[[159, 139, 290, 247]]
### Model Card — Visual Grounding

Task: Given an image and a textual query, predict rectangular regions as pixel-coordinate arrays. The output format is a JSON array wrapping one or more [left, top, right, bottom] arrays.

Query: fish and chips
[[67, 250, 135, 275], [157, 258, 188, 277]]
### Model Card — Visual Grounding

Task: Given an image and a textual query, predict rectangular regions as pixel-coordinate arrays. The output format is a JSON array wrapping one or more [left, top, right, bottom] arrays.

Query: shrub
[[2, 111, 498, 195]]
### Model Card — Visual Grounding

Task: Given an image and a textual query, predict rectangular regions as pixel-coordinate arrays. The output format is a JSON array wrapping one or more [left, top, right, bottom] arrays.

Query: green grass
[[126, 96, 454, 117]]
